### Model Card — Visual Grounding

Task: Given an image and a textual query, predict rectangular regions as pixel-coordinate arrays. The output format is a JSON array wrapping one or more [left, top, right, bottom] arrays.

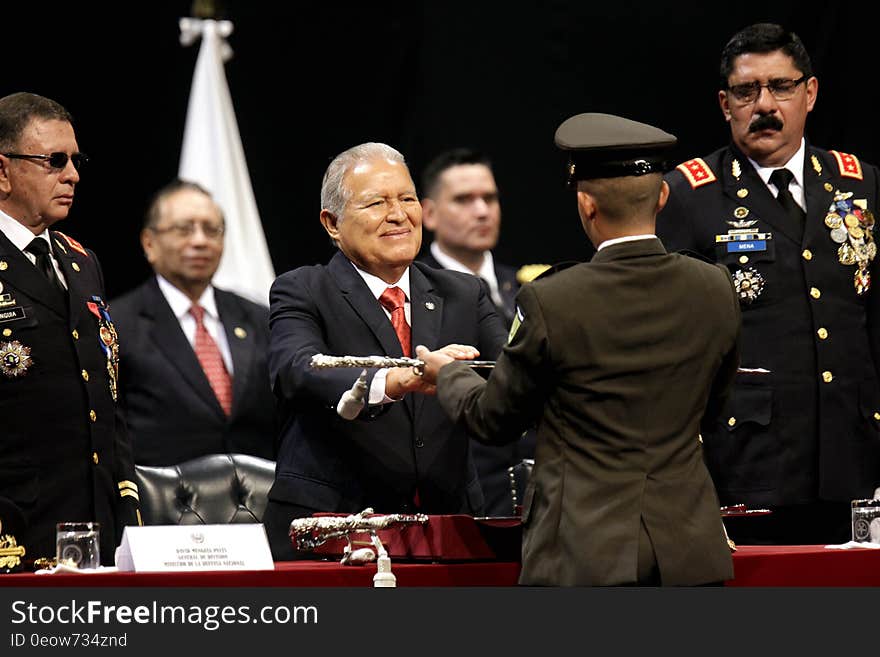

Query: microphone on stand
[[336, 369, 368, 420]]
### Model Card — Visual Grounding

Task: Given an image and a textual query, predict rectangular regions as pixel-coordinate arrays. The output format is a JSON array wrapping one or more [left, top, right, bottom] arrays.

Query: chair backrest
[[134, 453, 275, 525], [507, 458, 534, 516]]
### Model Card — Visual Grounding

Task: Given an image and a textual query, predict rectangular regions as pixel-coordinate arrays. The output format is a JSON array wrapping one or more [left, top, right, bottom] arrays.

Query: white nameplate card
[[115, 524, 274, 572]]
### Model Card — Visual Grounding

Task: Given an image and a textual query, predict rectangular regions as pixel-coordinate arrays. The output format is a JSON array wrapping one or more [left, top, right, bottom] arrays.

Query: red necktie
[[190, 304, 233, 417], [378, 286, 411, 357], [378, 287, 419, 507]]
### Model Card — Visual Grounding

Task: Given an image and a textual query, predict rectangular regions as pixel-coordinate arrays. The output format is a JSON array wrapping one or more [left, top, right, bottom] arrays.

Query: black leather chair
[[507, 458, 533, 516], [134, 453, 275, 525]]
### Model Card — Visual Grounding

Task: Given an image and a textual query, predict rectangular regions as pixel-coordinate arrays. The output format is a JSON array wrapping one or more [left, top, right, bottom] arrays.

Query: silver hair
[[320, 142, 407, 218]]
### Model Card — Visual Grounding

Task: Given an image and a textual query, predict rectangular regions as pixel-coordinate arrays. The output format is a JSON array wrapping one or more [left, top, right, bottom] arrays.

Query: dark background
[[5, 1, 878, 298]]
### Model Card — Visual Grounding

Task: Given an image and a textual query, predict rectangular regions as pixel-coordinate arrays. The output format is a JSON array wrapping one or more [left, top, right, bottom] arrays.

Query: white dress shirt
[[429, 241, 503, 308], [749, 137, 807, 211], [156, 275, 234, 375], [349, 261, 412, 404], [0, 210, 68, 288], [597, 234, 657, 251]]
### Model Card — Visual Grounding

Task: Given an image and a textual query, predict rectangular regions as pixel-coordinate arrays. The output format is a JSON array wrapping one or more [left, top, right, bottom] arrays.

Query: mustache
[[749, 114, 784, 133]]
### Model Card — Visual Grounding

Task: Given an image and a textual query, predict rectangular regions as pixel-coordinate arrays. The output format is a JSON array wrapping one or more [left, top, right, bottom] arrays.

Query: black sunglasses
[[2, 151, 89, 170]]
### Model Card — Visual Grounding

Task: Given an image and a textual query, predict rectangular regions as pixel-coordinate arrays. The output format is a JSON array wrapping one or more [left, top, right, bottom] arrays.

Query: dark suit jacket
[[438, 239, 739, 585], [0, 229, 140, 564], [110, 277, 276, 465], [418, 249, 518, 325], [267, 251, 507, 525], [418, 247, 535, 515], [658, 143, 880, 508]]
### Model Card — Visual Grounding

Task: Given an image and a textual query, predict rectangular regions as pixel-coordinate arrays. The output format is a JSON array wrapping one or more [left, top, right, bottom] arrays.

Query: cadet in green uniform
[[418, 113, 739, 586], [0, 92, 140, 566], [657, 23, 880, 545]]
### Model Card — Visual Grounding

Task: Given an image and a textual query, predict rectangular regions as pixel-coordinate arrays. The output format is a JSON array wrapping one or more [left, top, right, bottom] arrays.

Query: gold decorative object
[[0, 534, 25, 570], [516, 264, 551, 284]]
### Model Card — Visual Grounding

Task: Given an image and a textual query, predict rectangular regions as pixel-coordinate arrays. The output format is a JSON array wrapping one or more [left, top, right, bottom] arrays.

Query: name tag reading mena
[[115, 524, 274, 572]]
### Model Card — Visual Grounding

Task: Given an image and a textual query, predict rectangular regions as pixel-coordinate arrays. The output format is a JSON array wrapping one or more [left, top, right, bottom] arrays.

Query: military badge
[[731, 159, 742, 180], [732, 268, 765, 305], [824, 190, 876, 294], [54, 231, 89, 257], [0, 281, 15, 308], [677, 158, 716, 189], [508, 306, 524, 343], [830, 151, 863, 180], [0, 340, 33, 378], [87, 296, 120, 401]]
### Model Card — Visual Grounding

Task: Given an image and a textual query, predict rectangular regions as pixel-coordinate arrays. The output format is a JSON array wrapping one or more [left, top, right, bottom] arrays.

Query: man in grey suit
[[111, 180, 276, 465], [417, 114, 740, 586]]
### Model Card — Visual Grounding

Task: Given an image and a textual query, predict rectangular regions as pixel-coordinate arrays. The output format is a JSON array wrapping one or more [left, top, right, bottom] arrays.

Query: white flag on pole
[[178, 18, 275, 306]]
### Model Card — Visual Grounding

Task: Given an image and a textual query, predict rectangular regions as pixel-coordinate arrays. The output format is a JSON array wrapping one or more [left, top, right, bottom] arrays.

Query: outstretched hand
[[415, 343, 479, 385]]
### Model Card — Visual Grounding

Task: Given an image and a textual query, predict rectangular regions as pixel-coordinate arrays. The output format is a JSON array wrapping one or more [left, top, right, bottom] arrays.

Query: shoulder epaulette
[[830, 150, 863, 180], [53, 231, 89, 257], [676, 158, 717, 189]]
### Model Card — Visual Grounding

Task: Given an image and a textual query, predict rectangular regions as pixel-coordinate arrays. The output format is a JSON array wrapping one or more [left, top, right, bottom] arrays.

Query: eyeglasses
[[150, 221, 225, 240], [726, 75, 808, 104], [2, 151, 89, 170]]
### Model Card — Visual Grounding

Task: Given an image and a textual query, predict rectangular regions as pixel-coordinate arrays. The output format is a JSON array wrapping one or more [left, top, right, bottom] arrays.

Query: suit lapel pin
[[234, 327, 247, 339], [424, 301, 435, 311]]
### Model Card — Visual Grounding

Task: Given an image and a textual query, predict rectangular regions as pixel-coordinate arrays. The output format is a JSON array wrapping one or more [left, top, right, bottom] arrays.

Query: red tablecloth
[[0, 560, 521, 587], [3, 544, 878, 587], [725, 544, 880, 586]]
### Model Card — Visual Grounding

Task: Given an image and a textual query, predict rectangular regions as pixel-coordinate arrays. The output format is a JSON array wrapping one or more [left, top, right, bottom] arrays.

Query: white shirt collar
[[429, 241, 501, 301], [350, 261, 411, 302], [0, 209, 52, 252], [749, 138, 806, 189], [156, 275, 220, 321], [597, 234, 657, 251], [430, 241, 495, 276]]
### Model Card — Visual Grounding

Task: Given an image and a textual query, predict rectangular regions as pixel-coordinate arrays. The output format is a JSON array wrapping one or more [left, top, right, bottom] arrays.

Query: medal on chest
[[824, 191, 876, 295], [86, 297, 120, 401]]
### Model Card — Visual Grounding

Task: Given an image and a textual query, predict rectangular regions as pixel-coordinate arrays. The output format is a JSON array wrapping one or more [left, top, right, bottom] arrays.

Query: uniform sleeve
[[864, 163, 880, 384], [656, 174, 701, 253], [702, 264, 741, 429], [93, 253, 141, 535], [267, 270, 381, 411], [437, 284, 550, 445]]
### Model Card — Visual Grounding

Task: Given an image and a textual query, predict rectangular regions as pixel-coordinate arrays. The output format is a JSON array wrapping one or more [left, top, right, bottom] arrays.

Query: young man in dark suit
[[262, 142, 507, 559], [111, 180, 276, 465], [418, 114, 740, 586], [0, 92, 140, 565], [419, 147, 534, 516]]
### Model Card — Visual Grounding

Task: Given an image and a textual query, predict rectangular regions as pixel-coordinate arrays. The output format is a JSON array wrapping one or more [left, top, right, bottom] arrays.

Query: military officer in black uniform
[[0, 92, 140, 566], [657, 23, 880, 545]]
